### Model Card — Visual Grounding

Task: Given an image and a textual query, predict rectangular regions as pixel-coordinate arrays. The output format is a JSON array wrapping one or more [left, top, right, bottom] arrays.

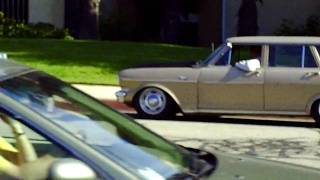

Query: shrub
[[0, 11, 73, 39], [275, 15, 320, 36]]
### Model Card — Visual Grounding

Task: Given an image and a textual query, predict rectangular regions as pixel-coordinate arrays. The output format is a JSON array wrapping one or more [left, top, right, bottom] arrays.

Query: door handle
[[305, 72, 320, 78], [246, 70, 261, 77], [178, 75, 188, 81]]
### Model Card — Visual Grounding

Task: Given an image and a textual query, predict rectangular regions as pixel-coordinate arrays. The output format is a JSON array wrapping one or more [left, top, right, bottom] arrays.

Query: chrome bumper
[[115, 89, 128, 103]]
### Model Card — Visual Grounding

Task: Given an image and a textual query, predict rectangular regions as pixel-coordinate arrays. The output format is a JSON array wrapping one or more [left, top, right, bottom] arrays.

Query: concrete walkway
[[73, 84, 120, 101], [73, 84, 135, 112]]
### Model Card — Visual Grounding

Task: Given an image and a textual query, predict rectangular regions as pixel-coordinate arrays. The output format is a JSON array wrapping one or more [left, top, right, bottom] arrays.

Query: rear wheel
[[134, 88, 176, 119], [311, 100, 320, 127]]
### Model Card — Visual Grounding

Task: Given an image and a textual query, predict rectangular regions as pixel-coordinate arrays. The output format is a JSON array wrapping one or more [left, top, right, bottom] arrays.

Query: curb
[[73, 84, 120, 101], [72, 84, 135, 112], [101, 99, 135, 113]]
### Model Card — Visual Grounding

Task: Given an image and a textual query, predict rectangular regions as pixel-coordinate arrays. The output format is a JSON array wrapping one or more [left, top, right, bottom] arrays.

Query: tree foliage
[[275, 15, 320, 36], [0, 12, 72, 39], [79, 0, 101, 39]]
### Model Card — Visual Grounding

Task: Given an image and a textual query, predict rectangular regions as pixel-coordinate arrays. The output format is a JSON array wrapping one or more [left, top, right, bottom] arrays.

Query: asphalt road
[[130, 114, 320, 169]]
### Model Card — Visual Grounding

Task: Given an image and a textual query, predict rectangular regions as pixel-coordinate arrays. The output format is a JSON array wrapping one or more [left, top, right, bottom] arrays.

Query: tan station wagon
[[116, 36, 320, 126]]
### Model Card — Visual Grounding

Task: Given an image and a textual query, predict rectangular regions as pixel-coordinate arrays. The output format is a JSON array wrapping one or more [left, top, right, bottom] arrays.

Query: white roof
[[227, 36, 320, 45]]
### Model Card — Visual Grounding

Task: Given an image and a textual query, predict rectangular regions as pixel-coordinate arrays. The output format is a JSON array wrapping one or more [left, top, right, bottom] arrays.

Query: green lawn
[[0, 38, 209, 84]]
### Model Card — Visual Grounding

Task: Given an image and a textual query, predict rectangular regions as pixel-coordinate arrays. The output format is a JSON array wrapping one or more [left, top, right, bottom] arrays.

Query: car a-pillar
[[133, 87, 179, 119]]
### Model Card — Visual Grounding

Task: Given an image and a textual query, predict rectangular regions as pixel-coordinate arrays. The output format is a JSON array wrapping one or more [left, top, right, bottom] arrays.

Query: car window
[[269, 45, 302, 67], [0, 72, 194, 180], [305, 47, 318, 68], [230, 45, 261, 66], [202, 43, 230, 66], [0, 114, 97, 179], [214, 49, 230, 66]]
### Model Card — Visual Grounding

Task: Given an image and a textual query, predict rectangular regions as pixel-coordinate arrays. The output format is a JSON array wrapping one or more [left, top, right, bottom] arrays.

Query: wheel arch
[[306, 95, 320, 114]]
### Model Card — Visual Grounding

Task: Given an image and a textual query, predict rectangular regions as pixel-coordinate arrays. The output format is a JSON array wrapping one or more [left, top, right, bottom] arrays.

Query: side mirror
[[235, 59, 261, 72], [49, 158, 97, 180]]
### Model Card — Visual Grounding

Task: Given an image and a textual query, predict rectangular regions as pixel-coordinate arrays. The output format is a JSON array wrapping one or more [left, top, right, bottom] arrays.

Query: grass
[[0, 38, 210, 84]]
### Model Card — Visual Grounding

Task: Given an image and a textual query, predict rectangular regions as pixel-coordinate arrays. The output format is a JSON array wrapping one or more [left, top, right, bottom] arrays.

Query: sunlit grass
[[0, 38, 209, 84]]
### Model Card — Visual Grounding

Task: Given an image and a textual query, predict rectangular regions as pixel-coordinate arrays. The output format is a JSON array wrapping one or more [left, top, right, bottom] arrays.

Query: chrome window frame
[[207, 43, 232, 66], [301, 46, 306, 68], [309, 45, 320, 68]]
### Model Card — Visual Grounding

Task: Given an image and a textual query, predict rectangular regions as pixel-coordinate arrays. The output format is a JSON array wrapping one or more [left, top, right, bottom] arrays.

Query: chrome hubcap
[[139, 88, 166, 115]]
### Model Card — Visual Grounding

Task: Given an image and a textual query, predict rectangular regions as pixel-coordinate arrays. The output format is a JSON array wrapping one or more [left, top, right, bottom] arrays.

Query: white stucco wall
[[29, 0, 65, 28], [225, 0, 320, 38]]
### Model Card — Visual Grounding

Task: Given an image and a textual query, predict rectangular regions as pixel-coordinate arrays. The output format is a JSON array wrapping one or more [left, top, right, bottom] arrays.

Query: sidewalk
[[73, 84, 120, 100], [73, 84, 135, 112]]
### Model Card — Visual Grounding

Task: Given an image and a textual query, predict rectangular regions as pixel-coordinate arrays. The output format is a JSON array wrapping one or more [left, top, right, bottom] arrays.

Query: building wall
[[225, 0, 320, 38], [100, 0, 115, 18], [29, 0, 65, 28]]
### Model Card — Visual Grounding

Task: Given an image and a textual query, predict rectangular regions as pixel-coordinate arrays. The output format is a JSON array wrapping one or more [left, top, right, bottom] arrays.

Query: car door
[[265, 45, 320, 112], [198, 45, 264, 111]]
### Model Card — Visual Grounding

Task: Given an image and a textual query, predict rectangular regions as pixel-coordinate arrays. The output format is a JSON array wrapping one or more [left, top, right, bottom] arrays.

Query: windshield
[[200, 43, 231, 66], [0, 71, 193, 179]]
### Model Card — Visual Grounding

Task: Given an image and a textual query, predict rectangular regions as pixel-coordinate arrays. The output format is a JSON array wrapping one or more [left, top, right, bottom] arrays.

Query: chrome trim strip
[[182, 109, 308, 115], [227, 43, 232, 65], [302, 46, 306, 68], [310, 45, 320, 67]]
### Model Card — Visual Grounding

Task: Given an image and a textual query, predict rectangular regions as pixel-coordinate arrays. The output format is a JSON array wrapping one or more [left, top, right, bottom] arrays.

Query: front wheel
[[311, 100, 320, 127], [134, 88, 176, 119]]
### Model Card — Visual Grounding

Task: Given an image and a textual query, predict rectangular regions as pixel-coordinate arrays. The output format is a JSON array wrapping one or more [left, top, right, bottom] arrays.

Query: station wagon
[[116, 36, 320, 126]]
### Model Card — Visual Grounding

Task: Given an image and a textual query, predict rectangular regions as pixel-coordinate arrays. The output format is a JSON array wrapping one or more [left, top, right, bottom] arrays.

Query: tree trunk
[[237, 0, 263, 36], [79, 0, 101, 39], [160, 0, 182, 43]]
